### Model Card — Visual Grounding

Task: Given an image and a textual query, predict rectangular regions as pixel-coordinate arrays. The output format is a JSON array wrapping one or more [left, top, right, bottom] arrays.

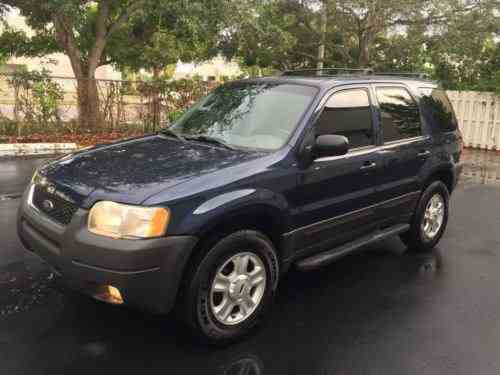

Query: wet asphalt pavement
[[1, 150, 500, 375], [0, 157, 49, 198]]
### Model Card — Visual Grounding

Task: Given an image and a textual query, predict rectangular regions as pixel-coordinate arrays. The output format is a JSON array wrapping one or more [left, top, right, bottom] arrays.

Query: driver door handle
[[360, 161, 377, 171], [418, 150, 432, 158]]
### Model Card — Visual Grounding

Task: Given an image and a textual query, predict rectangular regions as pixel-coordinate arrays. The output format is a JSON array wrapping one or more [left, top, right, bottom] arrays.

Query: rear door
[[290, 85, 382, 255], [372, 84, 430, 223]]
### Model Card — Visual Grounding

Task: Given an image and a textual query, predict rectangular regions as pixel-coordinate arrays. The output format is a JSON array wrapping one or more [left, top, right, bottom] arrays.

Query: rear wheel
[[401, 181, 450, 252], [181, 230, 279, 345]]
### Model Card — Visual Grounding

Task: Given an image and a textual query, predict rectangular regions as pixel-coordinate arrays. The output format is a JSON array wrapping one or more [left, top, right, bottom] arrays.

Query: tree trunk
[[151, 67, 161, 131], [53, 1, 143, 132], [14, 85, 21, 137], [358, 32, 373, 67], [76, 76, 100, 131], [317, 1, 328, 70]]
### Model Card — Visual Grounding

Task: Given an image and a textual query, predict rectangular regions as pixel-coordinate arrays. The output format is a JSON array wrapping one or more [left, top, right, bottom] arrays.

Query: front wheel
[[401, 181, 450, 252], [181, 230, 279, 345]]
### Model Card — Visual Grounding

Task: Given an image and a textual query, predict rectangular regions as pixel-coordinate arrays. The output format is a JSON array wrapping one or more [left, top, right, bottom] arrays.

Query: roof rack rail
[[374, 72, 431, 79], [281, 68, 430, 79], [282, 68, 373, 76]]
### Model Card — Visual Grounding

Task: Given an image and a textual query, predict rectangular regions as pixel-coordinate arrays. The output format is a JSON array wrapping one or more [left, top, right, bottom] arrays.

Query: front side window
[[376, 87, 422, 142], [170, 82, 318, 150], [316, 89, 374, 149]]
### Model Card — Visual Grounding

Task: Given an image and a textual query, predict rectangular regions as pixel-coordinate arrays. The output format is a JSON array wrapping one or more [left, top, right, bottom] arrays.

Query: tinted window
[[376, 87, 422, 142], [316, 89, 374, 148], [171, 83, 317, 150], [419, 88, 458, 132]]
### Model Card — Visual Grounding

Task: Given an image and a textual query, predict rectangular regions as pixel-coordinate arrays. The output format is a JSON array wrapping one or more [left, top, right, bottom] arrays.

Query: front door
[[291, 86, 382, 255]]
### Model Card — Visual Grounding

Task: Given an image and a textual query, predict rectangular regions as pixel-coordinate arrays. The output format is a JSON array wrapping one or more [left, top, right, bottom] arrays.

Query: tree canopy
[[220, 0, 500, 92], [0, 0, 499, 131], [0, 0, 228, 128]]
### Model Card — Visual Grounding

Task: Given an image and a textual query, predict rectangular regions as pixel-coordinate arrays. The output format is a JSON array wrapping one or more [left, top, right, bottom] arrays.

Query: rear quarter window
[[419, 88, 458, 132]]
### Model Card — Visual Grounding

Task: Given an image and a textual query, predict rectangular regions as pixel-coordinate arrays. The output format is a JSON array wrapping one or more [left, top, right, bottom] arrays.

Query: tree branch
[[290, 50, 319, 62], [88, 0, 111, 75], [53, 14, 84, 78], [107, 0, 145, 37], [87, 0, 145, 75]]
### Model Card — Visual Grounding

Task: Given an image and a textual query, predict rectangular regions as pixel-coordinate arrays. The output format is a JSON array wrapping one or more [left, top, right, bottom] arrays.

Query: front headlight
[[88, 201, 170, 239]]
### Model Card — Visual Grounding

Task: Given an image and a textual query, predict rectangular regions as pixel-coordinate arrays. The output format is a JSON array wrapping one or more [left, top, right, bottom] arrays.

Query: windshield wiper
[[185, 135, 236, 150], [159, 128, 186, 141]]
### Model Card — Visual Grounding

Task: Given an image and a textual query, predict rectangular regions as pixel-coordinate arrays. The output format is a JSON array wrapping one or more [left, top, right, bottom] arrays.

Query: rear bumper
[[17, 185, 198, 314]]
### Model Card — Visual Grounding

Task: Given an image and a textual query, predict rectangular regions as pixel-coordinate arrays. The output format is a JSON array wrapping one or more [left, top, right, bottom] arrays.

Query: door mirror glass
[[315, 135, 349, 158]]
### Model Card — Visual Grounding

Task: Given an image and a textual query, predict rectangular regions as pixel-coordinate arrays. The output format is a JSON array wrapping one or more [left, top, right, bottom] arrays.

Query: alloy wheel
[[210, 252, 267, 326], [421, 193, 445, 240]]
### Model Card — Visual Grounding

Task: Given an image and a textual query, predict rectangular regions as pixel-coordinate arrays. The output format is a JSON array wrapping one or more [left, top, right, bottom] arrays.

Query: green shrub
[[0, 116, 18, 136], [167, 108, 185, 124], [7, 69, 64, 135]]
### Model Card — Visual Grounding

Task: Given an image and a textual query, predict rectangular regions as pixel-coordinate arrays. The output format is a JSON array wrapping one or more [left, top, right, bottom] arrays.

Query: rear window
[[419, 88, 458, 132]]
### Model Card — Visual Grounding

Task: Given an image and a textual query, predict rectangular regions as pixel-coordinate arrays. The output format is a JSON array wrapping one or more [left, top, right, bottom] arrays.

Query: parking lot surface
[[1, 149, 500, 375]]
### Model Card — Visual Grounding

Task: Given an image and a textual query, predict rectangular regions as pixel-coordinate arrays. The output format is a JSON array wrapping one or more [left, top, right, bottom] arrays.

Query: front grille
[[32, 184, 79, 225]]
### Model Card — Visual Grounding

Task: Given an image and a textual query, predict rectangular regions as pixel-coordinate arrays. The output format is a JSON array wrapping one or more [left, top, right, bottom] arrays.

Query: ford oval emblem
[[42, 199, 55, 211]]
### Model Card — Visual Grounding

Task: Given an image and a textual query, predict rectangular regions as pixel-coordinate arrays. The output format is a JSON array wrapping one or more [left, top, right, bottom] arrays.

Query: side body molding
[[193, 189, 256, 215]]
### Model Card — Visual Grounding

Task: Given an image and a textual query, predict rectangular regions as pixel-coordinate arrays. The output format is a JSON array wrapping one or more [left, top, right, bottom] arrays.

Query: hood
[[39, 135, 265, 207]]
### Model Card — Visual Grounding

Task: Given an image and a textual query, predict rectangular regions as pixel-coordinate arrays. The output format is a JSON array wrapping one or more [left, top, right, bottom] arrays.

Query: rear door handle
[[418, 150, 431, 158], [360, 161, 377, 171]]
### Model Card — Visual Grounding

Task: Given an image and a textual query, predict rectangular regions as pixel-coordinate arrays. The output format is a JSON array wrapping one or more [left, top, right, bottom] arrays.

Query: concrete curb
[[0, 143, 77, 157]]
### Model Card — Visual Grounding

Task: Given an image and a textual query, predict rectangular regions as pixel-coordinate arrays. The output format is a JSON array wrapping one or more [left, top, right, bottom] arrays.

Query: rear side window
[[376, 87, 422, 142], [419, 88, 458, 132], [316, 89, 374, 149]]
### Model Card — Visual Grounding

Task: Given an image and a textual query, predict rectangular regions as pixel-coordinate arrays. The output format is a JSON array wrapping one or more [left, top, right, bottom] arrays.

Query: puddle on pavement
[[419, 257, 439, 273], [0, 260, 63, 318], [0, 194, 22, 201], [219, 355, 264, 375], [461, 149, 500, 186], [413, 251, 442, 279]]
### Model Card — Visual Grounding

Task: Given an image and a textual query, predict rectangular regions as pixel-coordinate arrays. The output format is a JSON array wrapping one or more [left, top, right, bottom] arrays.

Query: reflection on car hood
[[39, 135, 264, 207]]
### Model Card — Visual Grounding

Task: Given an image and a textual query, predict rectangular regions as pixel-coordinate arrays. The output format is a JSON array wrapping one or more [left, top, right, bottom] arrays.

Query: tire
[[400, 181, 450, 252], [181, 230, 279, 345]]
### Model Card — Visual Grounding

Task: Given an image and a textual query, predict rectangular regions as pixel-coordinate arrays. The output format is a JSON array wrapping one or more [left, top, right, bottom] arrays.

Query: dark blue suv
[[18, 71, 463, 344]]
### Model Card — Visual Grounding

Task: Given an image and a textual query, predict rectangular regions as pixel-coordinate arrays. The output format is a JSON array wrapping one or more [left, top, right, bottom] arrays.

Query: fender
[[418, 158, 456, 192], [172, 188, 291, 238]]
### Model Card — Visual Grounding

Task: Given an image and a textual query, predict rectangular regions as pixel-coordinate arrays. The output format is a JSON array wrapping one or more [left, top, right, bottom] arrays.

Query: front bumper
[[17, 185, 198, 314]]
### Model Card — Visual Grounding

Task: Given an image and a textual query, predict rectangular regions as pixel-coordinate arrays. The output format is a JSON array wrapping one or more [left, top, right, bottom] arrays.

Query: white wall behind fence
[[447, 91, 500, 150]]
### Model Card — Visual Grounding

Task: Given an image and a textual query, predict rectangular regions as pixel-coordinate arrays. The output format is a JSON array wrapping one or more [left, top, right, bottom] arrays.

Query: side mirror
[[314, 135, 349, 158]]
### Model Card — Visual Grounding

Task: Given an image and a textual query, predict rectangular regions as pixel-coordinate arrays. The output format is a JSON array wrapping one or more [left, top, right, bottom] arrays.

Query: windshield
[[169, 82, 318, 150]]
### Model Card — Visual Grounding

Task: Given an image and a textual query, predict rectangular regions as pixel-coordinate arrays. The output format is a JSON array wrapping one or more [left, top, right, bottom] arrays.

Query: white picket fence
[[447, 91, 500, 150]]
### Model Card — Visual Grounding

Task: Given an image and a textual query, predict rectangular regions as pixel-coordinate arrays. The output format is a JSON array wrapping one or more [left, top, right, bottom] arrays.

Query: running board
[[295, 224, 410, 271]]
